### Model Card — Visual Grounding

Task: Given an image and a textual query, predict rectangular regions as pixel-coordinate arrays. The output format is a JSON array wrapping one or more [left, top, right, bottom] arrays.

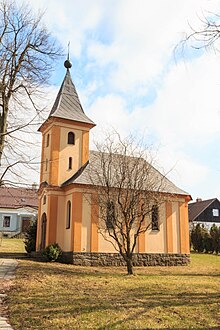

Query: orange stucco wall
[[49, 126, 61, 186], [72, 192, 82, 252], [91, 193, 99, 252], [179, 201, 190, 253], [166, 202, 173, 253], [40, 134, 45, 183], [82, 131, 89, 164], [82, 194, 91, 252], [47, 195, 58, 245], [146, 203, 167, 253], [36, 195, 42, 251], [138, 231, 145, 253]]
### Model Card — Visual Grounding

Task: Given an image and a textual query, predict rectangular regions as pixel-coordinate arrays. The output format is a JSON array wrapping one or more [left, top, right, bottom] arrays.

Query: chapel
[[36, 60, 191, 266]]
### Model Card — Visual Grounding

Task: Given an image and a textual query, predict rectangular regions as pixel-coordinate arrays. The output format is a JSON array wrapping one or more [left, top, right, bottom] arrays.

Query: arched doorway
[[40, 213, 47, 250]]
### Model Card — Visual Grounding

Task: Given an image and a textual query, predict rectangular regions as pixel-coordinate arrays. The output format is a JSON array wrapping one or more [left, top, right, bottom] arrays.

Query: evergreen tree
[[191, 224, 207, 252], [24, 219, 37, 253], [210, 224, 220, 254]]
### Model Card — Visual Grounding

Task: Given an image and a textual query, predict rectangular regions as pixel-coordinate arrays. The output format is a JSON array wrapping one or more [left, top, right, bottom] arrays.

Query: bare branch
[[85, 131, 169, 274]]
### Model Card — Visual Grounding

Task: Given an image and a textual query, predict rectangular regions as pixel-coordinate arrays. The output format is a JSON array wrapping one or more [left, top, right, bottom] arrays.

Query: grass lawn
[[0, 238, 26, 253], [7, 253, 220, 329]]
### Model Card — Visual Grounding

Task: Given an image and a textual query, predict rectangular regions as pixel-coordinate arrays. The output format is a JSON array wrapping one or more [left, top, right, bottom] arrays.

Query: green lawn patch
[[7, 253, 220, 329], [0, 238, 26, 253]]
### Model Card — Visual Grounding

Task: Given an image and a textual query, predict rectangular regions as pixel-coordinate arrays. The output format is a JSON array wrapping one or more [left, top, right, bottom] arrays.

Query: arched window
[[66, 201, 71, 229], [68, 132, 75, 145], [68, 157, 72, 170], [106, 200, 115, 230], [46, 134, 49, 147], [152, 205, 159, 231]]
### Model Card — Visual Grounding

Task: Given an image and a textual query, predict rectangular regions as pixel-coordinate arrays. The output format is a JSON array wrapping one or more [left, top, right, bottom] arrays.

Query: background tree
[[191, 224, 206, 252], [0, 0, 61, 185], [88, 132, 169, 275], [179, 12, 220, 53], [24, 218, 37, 253], [210, 224, 220, 254]]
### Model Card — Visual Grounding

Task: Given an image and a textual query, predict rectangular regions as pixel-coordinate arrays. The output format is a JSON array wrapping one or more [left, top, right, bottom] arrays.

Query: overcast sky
[[19, 0, 220, 201]]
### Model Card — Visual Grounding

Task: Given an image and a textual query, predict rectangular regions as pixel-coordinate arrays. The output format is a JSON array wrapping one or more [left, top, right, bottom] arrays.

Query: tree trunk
[[0, 114, 7, 166], [126, 257, 134, 275], [0, 105, 8, 167]]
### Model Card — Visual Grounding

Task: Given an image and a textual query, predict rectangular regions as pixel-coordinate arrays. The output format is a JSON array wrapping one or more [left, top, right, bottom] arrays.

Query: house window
[[46, 134, 50, 147], [213, 209, 219, 217], [152, 205, 159, 231], [68, 157, 72, 170], [66, 201, 71, 229], [106, 200, 115, 229], [68, 132, 75, 145], [3, 216, 10, 228]]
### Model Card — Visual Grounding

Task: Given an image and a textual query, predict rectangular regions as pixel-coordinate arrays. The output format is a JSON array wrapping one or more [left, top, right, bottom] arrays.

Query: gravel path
[[0, 259, 18, 330]]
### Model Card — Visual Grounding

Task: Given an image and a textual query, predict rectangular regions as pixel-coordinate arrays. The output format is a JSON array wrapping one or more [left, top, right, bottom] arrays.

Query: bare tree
[[88, 132, 168, 275], [0, 0, 61, 185], [179, 13, 220, 52]]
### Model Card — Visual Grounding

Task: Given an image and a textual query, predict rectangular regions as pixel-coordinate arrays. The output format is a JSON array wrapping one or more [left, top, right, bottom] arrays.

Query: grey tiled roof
[[49, 69, 95, 126], [62, 151, 189, 196]]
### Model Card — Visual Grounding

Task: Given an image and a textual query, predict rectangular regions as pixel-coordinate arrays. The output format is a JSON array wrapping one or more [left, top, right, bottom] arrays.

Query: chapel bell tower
[[38, 59, 95, 187]]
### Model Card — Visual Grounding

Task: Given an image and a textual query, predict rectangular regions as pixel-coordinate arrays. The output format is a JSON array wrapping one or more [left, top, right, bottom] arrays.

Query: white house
[[0, 187, 38, 237]]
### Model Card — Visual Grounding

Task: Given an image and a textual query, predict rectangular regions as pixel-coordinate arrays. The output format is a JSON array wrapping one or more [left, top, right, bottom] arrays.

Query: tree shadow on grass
[[15, 258, 220, 280], [9, 259, 220, 329], [9, 280, 220, 329]]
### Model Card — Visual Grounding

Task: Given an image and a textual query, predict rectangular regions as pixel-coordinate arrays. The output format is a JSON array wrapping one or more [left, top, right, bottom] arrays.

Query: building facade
[[189, 198, 220, 230], [0, 187, 38, 237], [36, 61, 191, 266]]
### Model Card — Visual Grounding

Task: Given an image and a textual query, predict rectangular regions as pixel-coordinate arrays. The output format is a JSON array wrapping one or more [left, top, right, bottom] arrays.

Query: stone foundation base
[[61, 252, 190, 266]]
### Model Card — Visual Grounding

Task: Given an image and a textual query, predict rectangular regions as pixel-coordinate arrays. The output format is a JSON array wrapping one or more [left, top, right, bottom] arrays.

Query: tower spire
[[64, 42, 72, 69]]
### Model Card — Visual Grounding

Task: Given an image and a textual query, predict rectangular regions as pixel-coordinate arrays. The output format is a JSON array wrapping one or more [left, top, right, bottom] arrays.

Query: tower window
[[43, 195, 46, 205], [66, 201, 71, 229], [46, 134, 50, 147], [68, 157, 72, 170], [152, 205, 159, 231], [68, 132, 75, 145]]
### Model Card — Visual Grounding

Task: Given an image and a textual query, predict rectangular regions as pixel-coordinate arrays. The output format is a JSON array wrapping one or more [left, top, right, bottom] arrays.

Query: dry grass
[[7, 253, 220, 329], [0, 238, 25, 253]]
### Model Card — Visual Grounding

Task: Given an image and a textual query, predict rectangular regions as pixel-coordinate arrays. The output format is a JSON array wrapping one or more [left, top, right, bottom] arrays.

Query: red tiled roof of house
[[0, 187, 38, 209]]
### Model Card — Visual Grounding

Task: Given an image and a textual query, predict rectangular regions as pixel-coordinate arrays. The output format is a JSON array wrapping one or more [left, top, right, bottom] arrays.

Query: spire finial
[[64, 42, 72, 69]]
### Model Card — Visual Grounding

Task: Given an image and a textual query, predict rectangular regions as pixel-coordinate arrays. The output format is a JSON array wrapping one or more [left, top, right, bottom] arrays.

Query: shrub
[[24, 219, 37, 253], [43, 243, 62, 262]]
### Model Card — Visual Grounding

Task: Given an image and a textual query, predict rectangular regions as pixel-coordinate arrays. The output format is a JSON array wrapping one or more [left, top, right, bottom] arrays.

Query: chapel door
[[40, 213, 47, 250]]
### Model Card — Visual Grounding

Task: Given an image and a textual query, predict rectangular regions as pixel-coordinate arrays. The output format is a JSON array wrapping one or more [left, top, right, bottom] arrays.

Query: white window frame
[[2, 215, 11, 228], [212, 209, 219, 217]]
